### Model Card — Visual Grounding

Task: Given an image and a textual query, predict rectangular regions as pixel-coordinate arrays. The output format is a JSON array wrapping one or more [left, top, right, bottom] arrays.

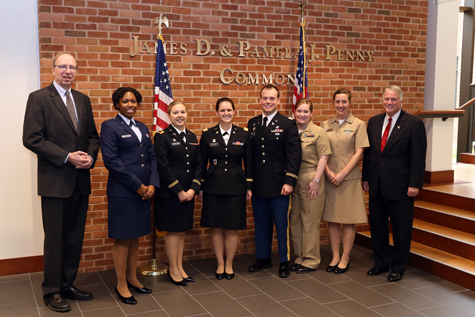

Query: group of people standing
[[23, 53, 426, 312]]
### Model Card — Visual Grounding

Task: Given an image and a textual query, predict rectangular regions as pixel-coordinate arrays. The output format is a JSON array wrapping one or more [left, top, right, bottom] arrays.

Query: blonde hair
[[168, 100, 187, 114]]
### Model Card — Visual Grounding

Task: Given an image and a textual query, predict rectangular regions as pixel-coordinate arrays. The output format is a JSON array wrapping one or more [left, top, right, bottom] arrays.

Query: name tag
[[122, 134, 132, 138], [171, 142, 181, 146], [325, 129, 333, 132], [210, 142, 219, 147]]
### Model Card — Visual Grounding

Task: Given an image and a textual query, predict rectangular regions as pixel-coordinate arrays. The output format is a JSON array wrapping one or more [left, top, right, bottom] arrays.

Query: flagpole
[[299, 2, 307, 99], [138, 14, 170, 276]]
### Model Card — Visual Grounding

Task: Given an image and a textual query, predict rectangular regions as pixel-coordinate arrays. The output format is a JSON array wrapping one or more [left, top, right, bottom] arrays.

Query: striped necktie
[[65, 91, 78, 131]]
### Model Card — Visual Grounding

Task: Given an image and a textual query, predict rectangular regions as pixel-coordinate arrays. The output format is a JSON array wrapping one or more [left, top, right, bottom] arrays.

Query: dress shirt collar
[[118, 113, 135, 126], [219, 124, 232, 136], [331, 112, 354, 124], [171, 124, 186, 135], [262, 111, 277, 125], [384, 109, 401, 125]]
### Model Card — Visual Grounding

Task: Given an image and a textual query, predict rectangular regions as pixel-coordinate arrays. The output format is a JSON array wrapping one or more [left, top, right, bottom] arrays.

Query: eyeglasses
[[55, 65, 77, 72]]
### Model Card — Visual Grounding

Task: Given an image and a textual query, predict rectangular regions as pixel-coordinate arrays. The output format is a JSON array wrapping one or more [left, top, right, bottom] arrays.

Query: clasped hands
[[137, 184, 155, 200], [68, 151, 92, 169], [178, 189, 196, 202]]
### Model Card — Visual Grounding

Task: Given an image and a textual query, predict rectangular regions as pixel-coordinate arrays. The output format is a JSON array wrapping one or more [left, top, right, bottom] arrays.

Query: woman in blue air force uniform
[[199, 97, 253, 280], [101, 87, 160, 305]]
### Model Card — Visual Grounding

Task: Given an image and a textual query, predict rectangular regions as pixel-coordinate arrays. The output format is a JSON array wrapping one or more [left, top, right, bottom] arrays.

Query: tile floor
[[1, 245, 475, 317]]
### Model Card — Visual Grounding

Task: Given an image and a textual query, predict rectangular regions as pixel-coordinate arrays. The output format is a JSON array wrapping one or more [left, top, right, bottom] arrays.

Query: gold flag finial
[[154, 14, 169, 40], [299, 2, 307, 24]]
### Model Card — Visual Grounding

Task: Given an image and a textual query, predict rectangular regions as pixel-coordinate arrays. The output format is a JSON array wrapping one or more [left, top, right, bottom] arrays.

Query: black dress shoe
[[278, 261, 290, 278], [167, 270, 188, 286], [216, 272, 225, 280], [334, 262, 350, 274], [225, 271, 234, 280], [127, 280, 152, 293], [326, 263, 339, 273], [44, 293, 71, 312], [115, 286, 137, 305], [61, 286, 93, 300], [367, 267, 390, 276], [387, 272, 403, 282], [290, 263, 302, 272], [248, 259, 272, 272], [296, 266, 316, 274], [182, 276, 195, 283]]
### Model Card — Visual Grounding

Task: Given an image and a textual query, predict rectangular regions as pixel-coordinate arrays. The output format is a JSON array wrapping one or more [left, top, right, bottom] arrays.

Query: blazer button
[[225, 161, 228, 164], [262, 145, 264, 148], [187, 162, 190, 165], [140, 144, 143, 147], [141, 154, 144, 157], [185, 147, 188, 149], [225, 168, 227, 171], [263, 160, 266, 163], [262, 152, 265, 156], [186, 154, 189, 157], [225, 155, 228, 157], [187, 170, 190, 172], [261, 138, 264, 141], [141, 164, 144, 167], [225, 148, 228, 151]]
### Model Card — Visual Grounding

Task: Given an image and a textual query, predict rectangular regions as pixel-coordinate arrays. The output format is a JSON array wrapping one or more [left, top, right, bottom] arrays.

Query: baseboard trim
[[424, 170, 454, 184], [0, 255, 44, 276]]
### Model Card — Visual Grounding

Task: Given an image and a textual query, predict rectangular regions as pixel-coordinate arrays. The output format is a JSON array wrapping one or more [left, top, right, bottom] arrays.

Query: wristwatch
[[314, 178, 320, 183]]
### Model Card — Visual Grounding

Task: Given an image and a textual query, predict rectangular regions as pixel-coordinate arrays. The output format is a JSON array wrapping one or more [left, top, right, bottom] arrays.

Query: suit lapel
[[49, 85, 78, 135], [374, 114, 385, 154], [228, 125, 239, 145], [212, 125, 227, 147]]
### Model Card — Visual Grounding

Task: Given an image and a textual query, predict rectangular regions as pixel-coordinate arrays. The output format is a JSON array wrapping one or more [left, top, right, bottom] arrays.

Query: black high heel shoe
[[115, 286, 137, 305], [167, 270, 188, 286], [127, 280, 152, 293], [216, 272, 225, 280], [334, 262, 350, 274], [182, 276, 195, 283], [326, 262, 339, 273], [224, 271, 234, 280]]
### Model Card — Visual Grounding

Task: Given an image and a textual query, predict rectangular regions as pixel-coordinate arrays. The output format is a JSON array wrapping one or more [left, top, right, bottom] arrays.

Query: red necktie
[[381, 117, 392, 152]]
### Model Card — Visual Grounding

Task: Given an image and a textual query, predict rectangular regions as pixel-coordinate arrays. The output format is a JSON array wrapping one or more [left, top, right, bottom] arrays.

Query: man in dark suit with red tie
[[362, 85, 427, 282], [23, 53, 100, 312]]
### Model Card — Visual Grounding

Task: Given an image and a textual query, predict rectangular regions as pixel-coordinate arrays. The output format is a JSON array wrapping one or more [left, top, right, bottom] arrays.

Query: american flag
[[153, 35, 173, 132], [292, 21, 308, 115]]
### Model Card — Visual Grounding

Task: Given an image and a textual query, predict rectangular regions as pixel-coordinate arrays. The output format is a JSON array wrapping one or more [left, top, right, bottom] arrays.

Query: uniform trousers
[[368, 187, 414, 274], [290, 167, 325, 269], [40, 183, 89, 298], [251, 195, 290, 263]]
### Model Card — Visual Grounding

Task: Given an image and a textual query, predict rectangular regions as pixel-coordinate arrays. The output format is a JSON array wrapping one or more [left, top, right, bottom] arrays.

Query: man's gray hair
[[383, 85, 403, 101]]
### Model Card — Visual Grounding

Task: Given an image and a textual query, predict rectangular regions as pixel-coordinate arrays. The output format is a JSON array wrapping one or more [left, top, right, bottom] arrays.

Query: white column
[[0, 0, 42, 259], [423, 0, 459, 172]]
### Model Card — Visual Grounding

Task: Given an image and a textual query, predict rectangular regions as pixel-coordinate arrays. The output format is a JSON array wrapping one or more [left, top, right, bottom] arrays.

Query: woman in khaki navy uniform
[[322, 88, 369, 274], [154, 100, 202, 286], [290, 99, 331, 274], [198, 98, 253, 280]]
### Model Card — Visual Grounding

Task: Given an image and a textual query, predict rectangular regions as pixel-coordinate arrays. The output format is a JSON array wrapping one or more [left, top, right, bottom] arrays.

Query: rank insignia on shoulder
[[244, 127, 248, 131], [202, 128, 208, 132], [288, 117, 294, 120], [158, 130, 164, 134]]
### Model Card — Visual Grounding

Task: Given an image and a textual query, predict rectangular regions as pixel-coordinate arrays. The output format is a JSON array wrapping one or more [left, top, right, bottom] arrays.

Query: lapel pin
[[397, 126, 400, 129]]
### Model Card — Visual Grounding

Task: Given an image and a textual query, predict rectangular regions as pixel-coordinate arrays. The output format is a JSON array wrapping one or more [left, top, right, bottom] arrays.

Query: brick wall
[[37, 0, 428, 273]]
